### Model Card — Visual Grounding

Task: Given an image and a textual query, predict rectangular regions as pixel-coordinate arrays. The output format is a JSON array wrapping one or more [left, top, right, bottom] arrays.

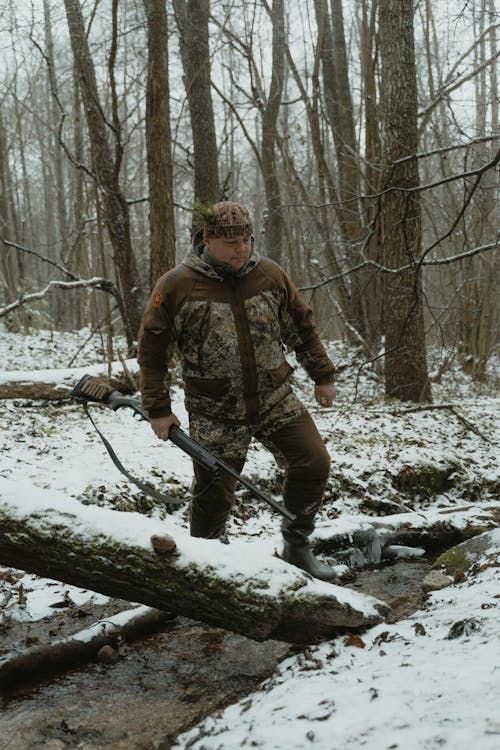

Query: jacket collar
[[182, 245, 261, 279]]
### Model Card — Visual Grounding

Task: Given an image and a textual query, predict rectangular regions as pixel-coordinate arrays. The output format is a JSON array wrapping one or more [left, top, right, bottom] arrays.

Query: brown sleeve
[[137, 278, 178, 419], [280, 271, 336, 385]]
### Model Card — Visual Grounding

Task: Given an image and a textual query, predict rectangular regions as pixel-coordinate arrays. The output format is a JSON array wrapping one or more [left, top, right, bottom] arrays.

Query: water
[[0, 559, 431, 749]]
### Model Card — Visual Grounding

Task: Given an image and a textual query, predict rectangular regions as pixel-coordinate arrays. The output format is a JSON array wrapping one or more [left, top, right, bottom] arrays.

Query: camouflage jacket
[[137, 246, 335, 423]]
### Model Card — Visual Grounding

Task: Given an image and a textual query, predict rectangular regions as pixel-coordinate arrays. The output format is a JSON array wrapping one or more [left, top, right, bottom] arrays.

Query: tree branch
[[1, 236, 79, 280], [0, 278, 118, 318], [299, 237, 499, 291]]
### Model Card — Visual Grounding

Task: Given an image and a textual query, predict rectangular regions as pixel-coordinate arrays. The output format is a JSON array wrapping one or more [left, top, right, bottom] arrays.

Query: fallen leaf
[[344, 634, 365, 649]]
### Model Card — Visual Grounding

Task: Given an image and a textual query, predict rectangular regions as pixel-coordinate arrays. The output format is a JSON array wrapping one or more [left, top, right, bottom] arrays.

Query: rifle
[[71, 374, 294, 521]]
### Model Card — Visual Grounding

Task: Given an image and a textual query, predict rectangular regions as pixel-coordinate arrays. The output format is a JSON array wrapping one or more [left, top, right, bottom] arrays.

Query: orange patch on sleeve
[[151, 291, 162, 308]]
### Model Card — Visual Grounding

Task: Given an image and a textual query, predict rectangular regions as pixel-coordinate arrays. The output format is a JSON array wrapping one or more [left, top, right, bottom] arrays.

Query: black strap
[[82, 402, 185, 506]]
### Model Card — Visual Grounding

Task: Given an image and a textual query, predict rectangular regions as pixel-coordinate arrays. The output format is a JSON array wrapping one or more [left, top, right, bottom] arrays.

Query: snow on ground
[[174, 557, 500, 750], [1, 325, 499, 748]]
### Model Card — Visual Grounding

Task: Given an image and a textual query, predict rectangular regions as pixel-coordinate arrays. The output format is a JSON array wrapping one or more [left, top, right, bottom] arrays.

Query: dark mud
[[0, 558, 431, 750]]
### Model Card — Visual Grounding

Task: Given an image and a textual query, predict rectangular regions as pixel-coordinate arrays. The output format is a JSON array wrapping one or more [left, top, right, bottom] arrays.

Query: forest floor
[[0, 324, 499, 749]]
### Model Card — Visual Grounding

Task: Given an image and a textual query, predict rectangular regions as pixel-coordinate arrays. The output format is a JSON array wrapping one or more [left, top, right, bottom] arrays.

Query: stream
[[0, 558, 431, 750]]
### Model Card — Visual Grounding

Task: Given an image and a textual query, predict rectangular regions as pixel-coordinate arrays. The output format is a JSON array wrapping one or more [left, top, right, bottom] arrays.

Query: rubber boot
[[281, 504, 338, 582], [281, 538, 339, 582]]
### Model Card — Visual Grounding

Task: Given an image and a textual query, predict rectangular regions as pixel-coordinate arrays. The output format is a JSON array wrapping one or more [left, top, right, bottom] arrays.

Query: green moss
[[393, 461, 461, 498], [463, 525, 490, 540], [433, 546, 473, 575]]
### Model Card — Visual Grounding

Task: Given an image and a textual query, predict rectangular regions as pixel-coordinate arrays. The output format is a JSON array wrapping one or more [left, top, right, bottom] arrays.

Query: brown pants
[[189, 406, 331, 539]]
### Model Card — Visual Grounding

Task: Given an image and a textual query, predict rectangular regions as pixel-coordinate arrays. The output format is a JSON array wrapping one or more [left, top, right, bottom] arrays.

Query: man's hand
[[150, 413, 181, 441], [314, 383, 336, 408]]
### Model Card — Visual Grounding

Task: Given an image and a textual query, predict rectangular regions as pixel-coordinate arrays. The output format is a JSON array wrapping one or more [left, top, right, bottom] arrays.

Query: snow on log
[[0, 606, 172, 690], [0, 480, 389, 643]]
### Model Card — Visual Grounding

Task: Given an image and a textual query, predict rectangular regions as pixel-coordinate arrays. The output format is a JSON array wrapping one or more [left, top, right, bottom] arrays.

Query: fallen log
[[0, 366, 137, 402], [0, 606, 173, 690], [0, 382, 73, 401], [0, 480, 389, 644]]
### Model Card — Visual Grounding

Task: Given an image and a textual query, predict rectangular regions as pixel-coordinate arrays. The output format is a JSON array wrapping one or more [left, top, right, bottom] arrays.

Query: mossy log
[[0, 606, 172, 690], [0, 487, 389, 644]]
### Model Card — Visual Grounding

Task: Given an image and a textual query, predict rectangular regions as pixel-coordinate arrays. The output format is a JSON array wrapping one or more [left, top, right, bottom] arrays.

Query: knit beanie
[[203, 201, 253, 239]]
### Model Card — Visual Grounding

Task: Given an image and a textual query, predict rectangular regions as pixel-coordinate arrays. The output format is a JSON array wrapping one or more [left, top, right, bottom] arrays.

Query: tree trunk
[[360, 0, 383, 345], [71, 60, 86, 330], [314, 0, 377, 346], [379, 0, 432, 402], [0, 491, 388, 644], [43, 0, 71, 329], [261, 0, 286, 262], [144, 0, 176, 289], [63, 0, 144, 348], [173, 0, 220, 207], [0, 110, 15, 307], [457, 0, 499, 380]]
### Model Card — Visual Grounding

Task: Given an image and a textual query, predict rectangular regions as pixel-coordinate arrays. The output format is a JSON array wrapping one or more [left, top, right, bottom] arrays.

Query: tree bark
[[261, 0, 286, 262], [379, 0, 432, 402], [314, 0, 377, 346], [63, 0, 144, 348], [173, 0, 220, 207], [144, 0, 176, 289], [0, 493, 388, 644]]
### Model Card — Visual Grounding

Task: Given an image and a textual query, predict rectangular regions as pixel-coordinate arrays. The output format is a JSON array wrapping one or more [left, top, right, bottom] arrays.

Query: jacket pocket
[[268, 360, 294, 386], [184, 376, 230, 398]]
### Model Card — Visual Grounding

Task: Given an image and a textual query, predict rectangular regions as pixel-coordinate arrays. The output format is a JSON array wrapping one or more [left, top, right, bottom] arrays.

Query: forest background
[[0, 0, 498, 401]]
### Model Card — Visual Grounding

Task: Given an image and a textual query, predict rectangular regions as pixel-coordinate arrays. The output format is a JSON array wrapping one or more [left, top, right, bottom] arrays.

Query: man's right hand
[[150, 413, 181, 441]]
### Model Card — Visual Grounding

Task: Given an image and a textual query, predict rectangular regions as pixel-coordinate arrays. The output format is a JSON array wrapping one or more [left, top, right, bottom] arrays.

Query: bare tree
[[261, 0, 286, 261], [63, 0, 144, 347], [379, 0, 432, 402], [144, 0, 176, 287], [457, 0, 499, 379], [313, 0, 374, 342], [173, 0, 220, 207]]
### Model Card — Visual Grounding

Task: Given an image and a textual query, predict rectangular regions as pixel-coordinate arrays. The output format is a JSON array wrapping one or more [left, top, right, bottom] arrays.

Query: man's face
[[204, 234, 251, 270]]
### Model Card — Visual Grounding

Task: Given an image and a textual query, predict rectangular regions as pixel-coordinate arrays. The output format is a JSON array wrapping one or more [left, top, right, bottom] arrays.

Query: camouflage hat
[[203, 201, 253, 239]]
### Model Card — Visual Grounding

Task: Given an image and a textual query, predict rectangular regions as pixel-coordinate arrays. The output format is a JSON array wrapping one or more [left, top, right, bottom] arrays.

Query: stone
[[433, 529, 500, 575], [422, 571, 452, 593], [150, 533, 177, 554], [97, 645, 119, 665]]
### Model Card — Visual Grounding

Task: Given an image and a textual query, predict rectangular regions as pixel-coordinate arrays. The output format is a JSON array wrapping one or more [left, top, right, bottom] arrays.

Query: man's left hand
[[314, 383, 336, 408]]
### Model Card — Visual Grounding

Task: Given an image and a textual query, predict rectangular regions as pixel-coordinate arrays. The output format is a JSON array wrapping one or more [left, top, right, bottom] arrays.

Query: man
[[138, 201, 337, 581]]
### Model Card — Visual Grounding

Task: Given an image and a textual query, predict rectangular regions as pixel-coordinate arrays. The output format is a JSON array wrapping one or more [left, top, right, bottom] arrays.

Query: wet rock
[[345, 560, 431, 622], [97, 645, 119, 665], [42, 741, 67, 750], [422, 571, 452, 593]]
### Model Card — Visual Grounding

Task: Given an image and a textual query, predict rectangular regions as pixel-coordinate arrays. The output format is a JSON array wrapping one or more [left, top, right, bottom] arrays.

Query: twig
[[370, 403, 493, 444], [1, 236, 79, 280], [67, 308, 119, 368], [117, 351, 139, 392]]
